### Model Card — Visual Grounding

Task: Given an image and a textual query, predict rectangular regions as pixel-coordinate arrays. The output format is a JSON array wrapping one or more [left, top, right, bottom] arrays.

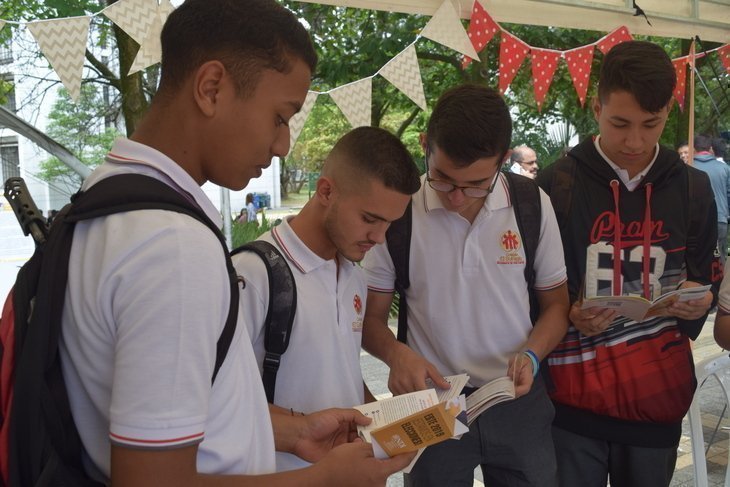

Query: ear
[[591, 96, 602, 121], [315, 176, 336, 207], [419, 133, 427, 154], [665, 98, 675, 113], [193, 60, 228, 117], [502, 149, 513, 166]]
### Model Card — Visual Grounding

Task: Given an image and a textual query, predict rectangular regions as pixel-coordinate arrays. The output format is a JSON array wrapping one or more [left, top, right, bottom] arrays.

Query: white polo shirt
[[60, 138, 275, 481], [364, 173, 567, 387], [233, 216, 366, 472]]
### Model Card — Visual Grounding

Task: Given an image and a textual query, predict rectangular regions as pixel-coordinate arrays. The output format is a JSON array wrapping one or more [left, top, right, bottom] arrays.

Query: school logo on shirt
[[352, 294, 363, 332], [497, 229, 525, 265]]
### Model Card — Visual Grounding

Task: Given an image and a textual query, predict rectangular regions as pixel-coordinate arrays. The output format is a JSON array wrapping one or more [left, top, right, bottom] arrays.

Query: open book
[[354, 374, 516, 471], [581, 285, 711, 322]]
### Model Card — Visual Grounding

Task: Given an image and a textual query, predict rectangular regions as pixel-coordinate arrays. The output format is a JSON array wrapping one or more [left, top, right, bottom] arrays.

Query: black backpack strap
[[504, 172, 542, 324], [67, 174, 239, 384], [547, 156, 577, 232], [231, 240, 296, 403], [385, 201, 412, 343]]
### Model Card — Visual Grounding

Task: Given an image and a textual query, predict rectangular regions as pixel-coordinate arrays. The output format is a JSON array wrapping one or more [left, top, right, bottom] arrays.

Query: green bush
[[231, 212, 276, 248]]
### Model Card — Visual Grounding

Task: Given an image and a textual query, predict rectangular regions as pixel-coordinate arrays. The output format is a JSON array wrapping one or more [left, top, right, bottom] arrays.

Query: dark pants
[[552, 426, 677, 487], [405, 377, 557, 487]]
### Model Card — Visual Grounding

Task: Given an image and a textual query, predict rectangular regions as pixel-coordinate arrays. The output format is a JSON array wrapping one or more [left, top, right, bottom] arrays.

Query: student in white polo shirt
[[59, 1, 415, 486], [234, 126, 421, 472], [362, 84, 570, 487]]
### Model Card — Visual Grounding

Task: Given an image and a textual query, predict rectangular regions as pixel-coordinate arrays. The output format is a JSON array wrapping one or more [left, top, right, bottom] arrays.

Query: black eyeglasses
[[424, 148, 500, 198]]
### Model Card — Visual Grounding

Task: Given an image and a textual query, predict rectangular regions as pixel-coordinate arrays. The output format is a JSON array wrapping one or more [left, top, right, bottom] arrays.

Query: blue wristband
[[523, 349, 540, 378]]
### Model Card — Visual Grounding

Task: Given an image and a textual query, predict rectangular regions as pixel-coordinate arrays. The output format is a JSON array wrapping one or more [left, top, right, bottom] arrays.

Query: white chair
[[688, 351, 730, 487]]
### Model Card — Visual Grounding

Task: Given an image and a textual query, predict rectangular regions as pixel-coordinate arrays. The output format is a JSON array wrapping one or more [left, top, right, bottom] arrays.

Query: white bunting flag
[[378, 44, 427, 110], [128, 3, 167, 75], [421, 0, 479, 61], [288, 91, 319, 156], [329, 78, 372, 129], [0, 21, 5, 34], [103, 0, 158, 45], [27, 16, 90, 102]]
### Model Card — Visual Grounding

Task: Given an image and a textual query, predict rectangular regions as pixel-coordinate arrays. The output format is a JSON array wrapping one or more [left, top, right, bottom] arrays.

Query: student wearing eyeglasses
[[361, 84, 570, 487]]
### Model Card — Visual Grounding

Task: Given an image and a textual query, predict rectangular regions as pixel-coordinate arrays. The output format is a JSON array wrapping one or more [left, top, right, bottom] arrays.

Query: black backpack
[[231, 241, 296, 403], [0, 174, 238, 487], [386, 172, 543, 343]]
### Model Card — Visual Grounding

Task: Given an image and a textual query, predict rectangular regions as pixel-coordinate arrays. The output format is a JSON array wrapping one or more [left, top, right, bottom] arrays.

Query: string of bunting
[[0, 0, 728, 154]]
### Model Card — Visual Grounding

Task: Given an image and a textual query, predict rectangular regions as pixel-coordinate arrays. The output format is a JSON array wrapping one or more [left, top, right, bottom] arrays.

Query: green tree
[[38, 84, 121, 192]]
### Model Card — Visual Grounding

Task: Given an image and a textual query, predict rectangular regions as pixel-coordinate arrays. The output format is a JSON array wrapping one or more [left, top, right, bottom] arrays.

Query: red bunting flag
[[463, 1, 501, 69], [564, 45, 594, 107], [596, 26, 633, 54], [719, 44, 730, 75], [531, 49, 562, 112], [498, 31, 530, 94], [672, 56, 688, 112]]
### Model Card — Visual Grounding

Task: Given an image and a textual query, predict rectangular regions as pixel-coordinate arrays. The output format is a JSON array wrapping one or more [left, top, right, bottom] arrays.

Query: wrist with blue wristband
[[523, 349, 540, 378]]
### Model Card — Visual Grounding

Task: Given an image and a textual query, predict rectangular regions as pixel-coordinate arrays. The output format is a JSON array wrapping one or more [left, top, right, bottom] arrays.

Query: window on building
[[0, 43, 11, 66], [1, 139, 20, 181]]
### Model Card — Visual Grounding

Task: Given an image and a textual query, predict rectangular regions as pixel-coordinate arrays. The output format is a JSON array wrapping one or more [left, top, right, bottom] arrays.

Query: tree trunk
[[112, 20, 149, 136]]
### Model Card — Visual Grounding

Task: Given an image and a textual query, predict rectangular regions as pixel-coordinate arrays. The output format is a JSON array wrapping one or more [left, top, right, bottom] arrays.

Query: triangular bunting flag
[[158, 0, 176, 23], [128, 1, 175, 74], [329, 78, 373, 128], [287, 91, 319, 156], [498, 31, 530, 94], [531, 49, 562, 112], [564, 45, 594, 107], [463, 1, 501, 68], [0, 21, 5, 34], [103, 0, 158, 46], [421, 0, 479, 61], [596, 26, 632, 54], [672, 56, 688, 112], [719, 45, 730, 75], [378, 44, 427, 110], [27, 16, 91, 102]]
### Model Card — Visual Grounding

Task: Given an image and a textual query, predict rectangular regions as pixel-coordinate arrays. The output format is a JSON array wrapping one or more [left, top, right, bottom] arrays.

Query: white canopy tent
[[295, 0, 729, 43]]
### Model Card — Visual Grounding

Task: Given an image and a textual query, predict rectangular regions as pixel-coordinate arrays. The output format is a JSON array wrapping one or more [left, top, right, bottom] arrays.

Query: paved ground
[[2, 206, 730, 485]]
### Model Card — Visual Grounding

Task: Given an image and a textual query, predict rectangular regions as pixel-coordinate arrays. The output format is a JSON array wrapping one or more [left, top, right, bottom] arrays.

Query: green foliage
[[38, 84, 122, 190], [231, 213, 276, 248]]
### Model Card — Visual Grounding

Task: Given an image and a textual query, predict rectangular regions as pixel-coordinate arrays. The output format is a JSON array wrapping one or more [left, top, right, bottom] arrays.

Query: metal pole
[[220, 187, 232, 250]]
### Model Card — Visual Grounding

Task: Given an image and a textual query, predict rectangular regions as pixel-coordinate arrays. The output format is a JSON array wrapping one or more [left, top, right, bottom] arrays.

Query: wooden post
[[687, 39, 696, 165]]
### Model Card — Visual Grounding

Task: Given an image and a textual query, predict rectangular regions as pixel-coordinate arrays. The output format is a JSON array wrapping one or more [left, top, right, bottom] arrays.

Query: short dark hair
[[426, 84, 512, 168], [598, 41, 675, 113], [712, 137, 727, 159], [324, 127, 421, 195], [158, 0, 317, 97], [676, 141, 689, 150], [694, 134, 713, 152]]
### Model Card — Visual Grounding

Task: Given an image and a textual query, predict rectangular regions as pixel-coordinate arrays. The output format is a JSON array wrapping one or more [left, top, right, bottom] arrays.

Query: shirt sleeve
[[362, 242, 396, 293], [103, 212, 229, 449], [533, 188, 568, 290]]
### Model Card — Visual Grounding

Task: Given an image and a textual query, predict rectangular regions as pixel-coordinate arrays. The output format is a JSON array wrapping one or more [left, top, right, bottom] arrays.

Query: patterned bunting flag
[[719, 45, 730, 75], [498, 31, 530, 94], [27, 16, 91, 102], [596, 26, 632, 54], [0, 20, 5, 34], [672, 57, 688, 112], [378, 44, 427, 110], [421, 0, 480, 61], [564, 45, 594, 106], [463, 1, 501, 68], [288, 91, 319, 156], [531, 49, 562, 112], [128, 13, 162, 74], [329, 78, 373, 129], [103, 0, 158, 46]]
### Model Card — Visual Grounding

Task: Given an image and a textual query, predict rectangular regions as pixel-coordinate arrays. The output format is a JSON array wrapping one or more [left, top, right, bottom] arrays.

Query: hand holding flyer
[[581, 285, 711, 322]]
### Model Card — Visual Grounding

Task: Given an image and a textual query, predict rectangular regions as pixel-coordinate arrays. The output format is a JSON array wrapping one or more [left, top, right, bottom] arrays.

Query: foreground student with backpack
[[537, 41, 719, 487], [233, 126, 421, 472], [361, 84, 570, 486], [5, 0, 415, 486]]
